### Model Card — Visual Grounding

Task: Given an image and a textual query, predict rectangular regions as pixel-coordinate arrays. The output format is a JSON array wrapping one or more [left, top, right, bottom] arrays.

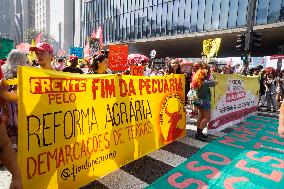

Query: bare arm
[[0, 79, 18, 102], [0, 90, 18, 101], [0, 119, 22, 189]]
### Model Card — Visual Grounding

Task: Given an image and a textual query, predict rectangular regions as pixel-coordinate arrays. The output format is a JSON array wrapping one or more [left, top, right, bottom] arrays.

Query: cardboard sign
[[130, 66, 144, 76], [69, 47, 84, 58], [108, 45, 128, 71], [17, 66, 186, 189]]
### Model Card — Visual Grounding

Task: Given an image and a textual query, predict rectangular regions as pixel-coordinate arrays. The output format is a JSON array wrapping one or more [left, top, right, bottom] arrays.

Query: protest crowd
[[0, 41, 284, 189]]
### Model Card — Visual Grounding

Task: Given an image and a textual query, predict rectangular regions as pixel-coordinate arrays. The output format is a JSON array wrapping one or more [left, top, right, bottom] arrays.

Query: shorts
[[192, 98, 211, 110]]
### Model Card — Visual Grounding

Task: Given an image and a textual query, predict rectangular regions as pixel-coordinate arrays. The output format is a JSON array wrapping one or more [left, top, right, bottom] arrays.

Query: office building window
[[228, 0, 238, 28], [267, 0, 282, 23], [237, 0, 248, 27], [212, 0, 221, 30], [256, 0, 269, 24], [83, 0, 282, 44], [281, 0, 284, 21], [219, 0, 229, 29]]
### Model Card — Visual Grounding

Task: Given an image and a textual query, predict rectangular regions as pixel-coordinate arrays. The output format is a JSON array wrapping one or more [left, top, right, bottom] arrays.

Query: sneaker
[[200, 133, 208, 138], [195, 134, 207, 142]]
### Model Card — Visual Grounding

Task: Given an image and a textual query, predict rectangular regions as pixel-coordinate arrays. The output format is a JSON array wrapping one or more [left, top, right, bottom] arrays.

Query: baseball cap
[[29, 42, 54, 55], [69, 55, 78, 61]]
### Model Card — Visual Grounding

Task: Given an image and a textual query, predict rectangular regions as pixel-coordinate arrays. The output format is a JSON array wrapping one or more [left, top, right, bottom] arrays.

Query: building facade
[[35, 0, 50, 33], [0, 0, 34, 44], [34, 0, 81, 52], [82, 0, 284, 57], [23, 0, 35, 42]]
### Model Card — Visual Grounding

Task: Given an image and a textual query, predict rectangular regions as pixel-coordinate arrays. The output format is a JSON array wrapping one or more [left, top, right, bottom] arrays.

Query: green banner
[[0, 37, 14, 59], [148, 116, 284, 189]]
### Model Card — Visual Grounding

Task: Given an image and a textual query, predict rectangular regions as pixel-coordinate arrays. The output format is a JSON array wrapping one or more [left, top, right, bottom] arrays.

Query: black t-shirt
[[62, 66, 83, 74]]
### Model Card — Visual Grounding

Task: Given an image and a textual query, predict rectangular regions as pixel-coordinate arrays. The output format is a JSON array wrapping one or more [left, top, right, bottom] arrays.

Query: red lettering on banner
[[92, 79, 100, 100], [226, 91, 246, 102], [230, 133, 252, 142], [235, 160, 282, 182], [30, 77, 87, 94], [38, 152, 46, 175], [208, 107, 258, 129], [218, 136, 244, 149], [201, 152, 231, 165], [167, 172, 208, 189], [47, 149, 57, 172], [234, 126, 257, 136], [92, 79, 116, 99], [48, 93, 76, 105], [27, 156, 37, 179], [81, 140, 87, 158], [138, 78, 183, 95], [261, 136, 284, 145], [252, 117, 271, 122], [152, 79, 157, 93], [57, 147, 65, 168], [86, 138, 93, 157], [243, 122, 264, 130], [186, 161, 220, 179], [26, 135, 112, 179], [128, 79, 136, 96], [253, 142, 262, 149], [246, 151, 284, 168], [265, 131, 279, 137], [73, 142, 80, 160], [65, 144, 73, 164], [224, 177, 250, 189]]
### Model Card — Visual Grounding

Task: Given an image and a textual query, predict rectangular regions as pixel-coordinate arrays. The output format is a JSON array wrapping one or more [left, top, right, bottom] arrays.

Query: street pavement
[[0, 111, 279, 189]]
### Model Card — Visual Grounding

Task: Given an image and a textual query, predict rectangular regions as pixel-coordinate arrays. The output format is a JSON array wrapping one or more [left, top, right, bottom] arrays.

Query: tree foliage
[[24, 28, 56, 45]]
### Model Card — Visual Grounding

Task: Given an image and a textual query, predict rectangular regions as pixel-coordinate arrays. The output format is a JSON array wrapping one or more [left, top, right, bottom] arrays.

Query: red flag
[[91, 26, 103, 50], [35, 32, 43, 45]]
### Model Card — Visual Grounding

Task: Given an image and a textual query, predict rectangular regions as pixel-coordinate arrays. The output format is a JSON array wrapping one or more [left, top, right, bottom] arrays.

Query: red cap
[[69, 55, 78, 61], [29, 42, 54, 55]]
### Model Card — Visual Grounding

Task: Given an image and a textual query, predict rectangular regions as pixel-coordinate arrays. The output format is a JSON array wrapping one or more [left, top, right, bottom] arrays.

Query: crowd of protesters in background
[[1, 44, 284, 188]]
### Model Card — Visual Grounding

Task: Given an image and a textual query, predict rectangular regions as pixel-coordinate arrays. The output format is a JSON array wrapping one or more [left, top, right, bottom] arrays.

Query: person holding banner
[[0, 50, 28, 150], [88, 53, 109, 74], [169, 59, 181, 74], [62, 55, 83, 74], [29, 42, 54, 70], [191, 69, 217, 142]]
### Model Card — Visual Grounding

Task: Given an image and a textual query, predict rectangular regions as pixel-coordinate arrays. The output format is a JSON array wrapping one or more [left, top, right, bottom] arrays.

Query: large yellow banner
[[17, 66, 186, 189], [208, 73, 259, 133]]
